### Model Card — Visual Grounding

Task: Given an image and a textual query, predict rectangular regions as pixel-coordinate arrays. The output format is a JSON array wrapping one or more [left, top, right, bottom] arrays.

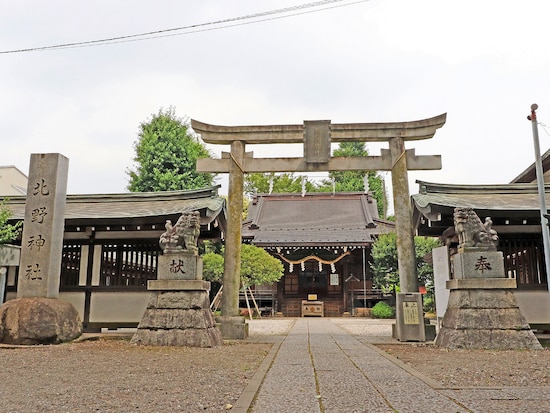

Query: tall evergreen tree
[[127, 107, 215, 192]]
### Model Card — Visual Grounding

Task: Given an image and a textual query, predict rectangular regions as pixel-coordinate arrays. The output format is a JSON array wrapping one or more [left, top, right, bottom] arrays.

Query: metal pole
[[528, 103, 550, 295], [362, 247, 367, 308]]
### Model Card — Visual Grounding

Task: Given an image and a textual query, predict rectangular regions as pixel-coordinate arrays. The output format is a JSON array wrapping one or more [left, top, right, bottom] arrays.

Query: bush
[[371, 301, 395, 319]]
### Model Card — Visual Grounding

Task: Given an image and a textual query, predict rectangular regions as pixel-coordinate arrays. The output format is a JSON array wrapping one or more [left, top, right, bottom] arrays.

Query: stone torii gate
[[192, 114, 446, 339]]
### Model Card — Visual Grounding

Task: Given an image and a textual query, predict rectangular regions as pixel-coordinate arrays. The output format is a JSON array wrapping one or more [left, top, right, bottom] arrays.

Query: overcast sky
[[2, 0, 550, 204]]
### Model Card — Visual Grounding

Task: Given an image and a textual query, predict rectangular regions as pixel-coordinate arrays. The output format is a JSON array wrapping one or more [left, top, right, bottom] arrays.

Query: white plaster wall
[[514, 290, 550, 325], [59, 292, 86, 321], [89, 291, 149, 323]]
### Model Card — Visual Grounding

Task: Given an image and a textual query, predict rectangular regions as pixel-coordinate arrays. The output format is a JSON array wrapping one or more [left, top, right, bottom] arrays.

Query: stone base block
[[441, 307, 532, 330], [131, 326, 222, 347], [0, 297, 82, 345], [147, 279, 210, 291], [157, 253, 202, 280], [131, 289, 222, 347], [148, 290, 210, 310], [136, 308, 216, 330], [446, 278, 516, 290], [435, 328, 542, 349], [215, 316, 249, 340], [453, 250, 505, 278], [435, 288, 542, 349]]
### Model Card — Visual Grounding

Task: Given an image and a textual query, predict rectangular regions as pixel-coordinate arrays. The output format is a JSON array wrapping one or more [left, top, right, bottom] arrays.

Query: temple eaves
[[191, 113, 447, 145]]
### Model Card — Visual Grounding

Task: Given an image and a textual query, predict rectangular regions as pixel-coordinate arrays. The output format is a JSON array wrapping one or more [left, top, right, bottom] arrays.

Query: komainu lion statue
[[159, 211, 201, 254], [453, 207, 498, 249]]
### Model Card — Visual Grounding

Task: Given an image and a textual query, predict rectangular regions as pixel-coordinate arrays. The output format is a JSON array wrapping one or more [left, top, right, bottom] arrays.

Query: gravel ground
[[376, 343, 550, 388], [0, 339, 271, 413], [1, 318, 548, 412]]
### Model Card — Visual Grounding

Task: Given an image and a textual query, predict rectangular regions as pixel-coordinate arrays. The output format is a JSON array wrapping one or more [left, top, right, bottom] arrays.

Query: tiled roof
[[412, 180, 550, 236], [242, 192, 394, 246], [413, 181, 550, 212], [3, 187, 226, 225]]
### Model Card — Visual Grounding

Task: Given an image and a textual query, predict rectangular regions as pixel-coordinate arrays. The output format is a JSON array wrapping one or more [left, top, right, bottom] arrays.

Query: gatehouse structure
[[192, 114, 446, 340]]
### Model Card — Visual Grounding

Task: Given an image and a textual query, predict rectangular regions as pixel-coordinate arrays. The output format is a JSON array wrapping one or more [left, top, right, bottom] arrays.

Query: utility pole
[[527, 103, 550, 296]]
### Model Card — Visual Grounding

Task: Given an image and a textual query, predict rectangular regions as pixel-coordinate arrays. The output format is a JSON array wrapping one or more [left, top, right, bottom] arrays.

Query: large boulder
[[0, 297, 82, 345]]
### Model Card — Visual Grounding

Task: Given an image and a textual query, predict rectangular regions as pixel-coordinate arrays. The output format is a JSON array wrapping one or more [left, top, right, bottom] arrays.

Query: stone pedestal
[[436, 209, 541, 349], [0, 297, 82, 345], [435, 278, 542, 349], [215, 315, 249, 340], [452, 248, 505, 279], [131, 254, 222, 347], [157, 251, 202, 280]]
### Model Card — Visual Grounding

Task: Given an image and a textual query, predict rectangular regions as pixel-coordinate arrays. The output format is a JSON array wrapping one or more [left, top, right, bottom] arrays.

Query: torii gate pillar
[[193, 114, 446, 340], [225, 142, 244, 310], [390, 136, 418, 293]]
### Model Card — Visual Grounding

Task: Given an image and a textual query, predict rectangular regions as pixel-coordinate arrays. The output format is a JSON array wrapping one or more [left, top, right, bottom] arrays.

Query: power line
[[1, 0, 369, 54]]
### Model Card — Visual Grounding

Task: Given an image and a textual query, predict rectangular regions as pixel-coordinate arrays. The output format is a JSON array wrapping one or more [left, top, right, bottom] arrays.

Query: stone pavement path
[[243, 318, 468, 413]]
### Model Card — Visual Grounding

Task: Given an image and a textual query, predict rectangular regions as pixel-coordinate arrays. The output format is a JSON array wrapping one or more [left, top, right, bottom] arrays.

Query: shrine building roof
[[4, 186, 226, 229], [242, 192, 394, 247], [412, 180, 550, 237]]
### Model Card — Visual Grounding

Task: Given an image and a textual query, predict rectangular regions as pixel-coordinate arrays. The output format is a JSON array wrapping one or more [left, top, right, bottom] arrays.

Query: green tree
[[243, 143, 387, 218], [317, 142, 387, 217], [244, 172, 316, 197], [202, 244, 284, 287], [0, 199, 22, 244], [202, 252, 225, 282], [370, 233, 399, 293], [240, 244, 284, 287], [127, 107, 215, 192], [370, 233, 441, 299]]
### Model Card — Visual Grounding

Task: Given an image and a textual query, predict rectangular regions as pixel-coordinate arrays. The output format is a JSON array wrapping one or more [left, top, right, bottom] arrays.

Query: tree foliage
[[202, 252, 225, 282], [370, 233, 441, 295], [371, 301, 395, 318], [0, 199, 22, 244], [202, 244, 284, 287], [317, 142, 386, 217], [127, 107, 215, 192], [370, 233, 399, 292], [243, 142, 387, 218], [244, 173, 316, 197], [240, 244, 284, 286], [415, 236, 442, 288]]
